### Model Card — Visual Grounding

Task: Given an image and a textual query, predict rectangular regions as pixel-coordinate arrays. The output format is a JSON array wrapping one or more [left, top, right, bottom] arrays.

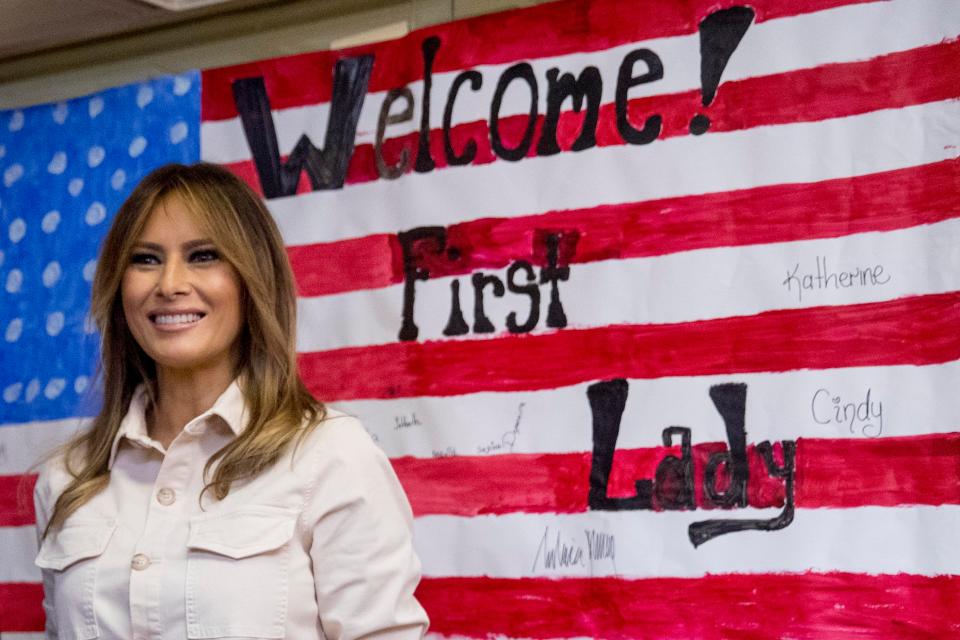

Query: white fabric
[[33, 381, 428, 640]]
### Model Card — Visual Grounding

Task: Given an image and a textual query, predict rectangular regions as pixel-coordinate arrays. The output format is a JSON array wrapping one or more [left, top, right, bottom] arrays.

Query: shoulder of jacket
[[33, 451, 74, 504], [296, 407, 383, 464]]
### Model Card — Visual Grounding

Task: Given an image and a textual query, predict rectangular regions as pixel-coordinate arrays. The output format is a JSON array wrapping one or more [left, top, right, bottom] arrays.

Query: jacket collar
[[107, 378, 248, 469]]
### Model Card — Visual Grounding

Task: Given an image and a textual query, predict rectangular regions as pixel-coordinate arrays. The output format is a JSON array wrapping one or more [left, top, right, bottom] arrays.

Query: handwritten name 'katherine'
[[782, 256, 889, 302]]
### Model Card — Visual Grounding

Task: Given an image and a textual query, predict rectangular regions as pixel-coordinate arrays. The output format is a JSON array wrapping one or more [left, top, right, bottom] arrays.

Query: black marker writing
[[586, 380, 796, 547], [232, 56, 373, 198], [398, 228, 578, 341], [233, 7, 758, 197]]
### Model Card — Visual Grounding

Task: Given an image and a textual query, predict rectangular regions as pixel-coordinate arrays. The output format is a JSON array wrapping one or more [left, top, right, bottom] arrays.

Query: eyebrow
[[132, 239, 216, 252]]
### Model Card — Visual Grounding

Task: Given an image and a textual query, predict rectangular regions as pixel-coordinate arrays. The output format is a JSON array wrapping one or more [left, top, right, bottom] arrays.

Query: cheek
[[119, 275, 152, 352], [219, 273, 245, 330], [120, 275, 140, 325]]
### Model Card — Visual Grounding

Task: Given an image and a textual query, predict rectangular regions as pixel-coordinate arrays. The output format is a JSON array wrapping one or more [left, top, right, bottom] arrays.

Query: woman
[[34, 162, 428, 639]]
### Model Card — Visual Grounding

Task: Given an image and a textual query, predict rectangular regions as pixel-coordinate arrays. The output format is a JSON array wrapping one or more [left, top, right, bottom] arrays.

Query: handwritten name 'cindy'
[[586, 381, 795, 547], [811, 387, 883, 437]]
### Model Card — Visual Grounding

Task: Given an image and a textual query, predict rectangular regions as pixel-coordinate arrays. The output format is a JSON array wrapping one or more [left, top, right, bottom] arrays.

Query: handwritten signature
[[394, 412, 422, 430], [532, 527, 585, 571], [477, 403, 524, 454], [532, 526, 617, 575]]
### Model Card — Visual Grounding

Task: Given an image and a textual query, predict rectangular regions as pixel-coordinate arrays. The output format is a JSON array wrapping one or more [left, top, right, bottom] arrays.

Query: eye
[[190, 248, 220, 263], [129, 252, 160, 266]]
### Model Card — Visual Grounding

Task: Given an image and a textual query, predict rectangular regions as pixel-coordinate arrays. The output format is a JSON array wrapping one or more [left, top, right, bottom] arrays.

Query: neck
[[148, 365, 236, 449]]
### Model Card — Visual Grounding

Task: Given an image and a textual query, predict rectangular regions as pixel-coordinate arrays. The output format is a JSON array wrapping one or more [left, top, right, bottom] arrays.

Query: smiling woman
[[120, 194, 244, 448], [32, 163, 428, 640]]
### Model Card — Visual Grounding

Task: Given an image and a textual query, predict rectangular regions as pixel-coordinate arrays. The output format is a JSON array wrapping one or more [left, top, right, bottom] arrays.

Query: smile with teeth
[[152, 313, 205, 325]]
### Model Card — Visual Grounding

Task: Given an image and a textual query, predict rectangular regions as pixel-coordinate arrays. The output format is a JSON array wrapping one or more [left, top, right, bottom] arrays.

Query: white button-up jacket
[[34, 381, 428, 640]]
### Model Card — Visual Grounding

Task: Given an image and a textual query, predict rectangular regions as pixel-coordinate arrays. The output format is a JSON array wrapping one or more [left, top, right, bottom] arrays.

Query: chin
[[149, 350, 224, 374]]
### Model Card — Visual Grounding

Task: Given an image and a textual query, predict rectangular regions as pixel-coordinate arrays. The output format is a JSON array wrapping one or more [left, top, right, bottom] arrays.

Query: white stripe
[[297, 218, 960, 351], [0, 525, 38, 583], [413, 505, 960, 579], [0, 417, 86, 475], [6, 362, 956, 477], [200, 0, 960, 163], [264, 98, 960, 246], [6, 504, 957, 584], [1, 634, 46, 640], [334, 362, 960, 459]]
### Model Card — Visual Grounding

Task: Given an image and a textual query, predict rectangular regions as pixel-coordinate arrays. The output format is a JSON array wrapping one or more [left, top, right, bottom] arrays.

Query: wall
[[0, 0, 549, 110]]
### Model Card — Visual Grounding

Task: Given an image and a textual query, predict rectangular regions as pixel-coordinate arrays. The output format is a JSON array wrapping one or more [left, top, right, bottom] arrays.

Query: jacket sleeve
[[33, 468, 60, 640], [300, 417, 429, 639]]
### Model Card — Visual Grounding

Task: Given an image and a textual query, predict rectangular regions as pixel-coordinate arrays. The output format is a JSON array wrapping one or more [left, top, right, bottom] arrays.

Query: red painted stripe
[[298, 292, 960, 401], [416, 573, 960, 639], [797, 435, 960, 509], [8, 571, 957, 635], [392, 433, 960, 517], [219, 38, 960, 197], [288, 233, 399, 297], [202, 0, 880, 120], [0, 473, 36, 527], [0, 582, 44, 632], [289, 156, 960, 296], [4, 432, 955, 525]]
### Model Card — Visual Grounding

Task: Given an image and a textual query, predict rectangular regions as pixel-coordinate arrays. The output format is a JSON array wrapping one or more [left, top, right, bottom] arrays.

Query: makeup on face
[[121, 194, 243, 379]]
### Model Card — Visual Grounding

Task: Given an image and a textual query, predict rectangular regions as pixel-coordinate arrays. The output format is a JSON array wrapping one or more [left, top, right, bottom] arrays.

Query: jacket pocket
[[185, 506, 299, 639], [35, 520, 116, 640]]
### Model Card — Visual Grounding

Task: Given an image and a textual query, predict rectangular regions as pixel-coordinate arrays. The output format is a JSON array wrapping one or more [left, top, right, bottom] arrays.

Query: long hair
[[44, 163, 324, 536]]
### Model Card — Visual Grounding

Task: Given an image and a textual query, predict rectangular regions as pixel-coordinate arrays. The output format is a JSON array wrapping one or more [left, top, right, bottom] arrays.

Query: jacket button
[[156, 487, 176, 506], [131, 553, 151, 571]]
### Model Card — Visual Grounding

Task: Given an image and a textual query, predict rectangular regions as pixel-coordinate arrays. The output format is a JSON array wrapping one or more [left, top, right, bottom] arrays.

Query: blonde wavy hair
[[44, 162, 324, 536]]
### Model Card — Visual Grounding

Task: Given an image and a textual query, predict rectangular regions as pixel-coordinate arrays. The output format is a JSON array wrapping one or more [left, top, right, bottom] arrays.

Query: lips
[[150, 312, 206, 326]]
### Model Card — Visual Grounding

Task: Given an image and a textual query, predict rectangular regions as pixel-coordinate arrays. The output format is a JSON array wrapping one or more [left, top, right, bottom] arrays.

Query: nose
[[156, 256, 191, 298]]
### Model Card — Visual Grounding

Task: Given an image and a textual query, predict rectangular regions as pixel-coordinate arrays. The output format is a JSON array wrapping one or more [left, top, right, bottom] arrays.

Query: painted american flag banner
[[3, 0, 960, 636]]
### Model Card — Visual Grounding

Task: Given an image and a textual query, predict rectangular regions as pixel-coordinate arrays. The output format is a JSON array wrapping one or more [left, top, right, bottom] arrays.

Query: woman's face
[[121, 194, 243, 379]]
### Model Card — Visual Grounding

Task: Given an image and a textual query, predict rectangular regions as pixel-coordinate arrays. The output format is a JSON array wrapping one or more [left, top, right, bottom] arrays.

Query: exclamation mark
[[689, 6, 755, 136]]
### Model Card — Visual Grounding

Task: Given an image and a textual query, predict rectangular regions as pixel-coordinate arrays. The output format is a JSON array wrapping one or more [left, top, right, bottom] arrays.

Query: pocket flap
[[36, 520, 116, 571], [188, 506, 299, 559]]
